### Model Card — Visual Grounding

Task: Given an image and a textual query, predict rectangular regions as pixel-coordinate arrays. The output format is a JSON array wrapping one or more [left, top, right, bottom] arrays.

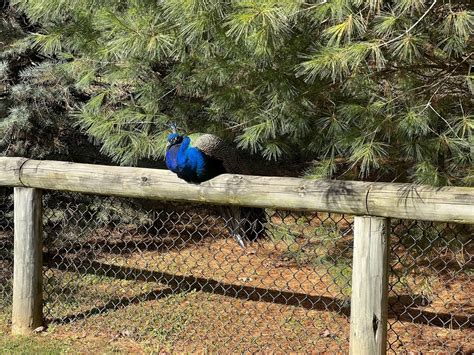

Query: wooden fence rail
[[1, 157, 473, 223], [1, 157, 473, 354]]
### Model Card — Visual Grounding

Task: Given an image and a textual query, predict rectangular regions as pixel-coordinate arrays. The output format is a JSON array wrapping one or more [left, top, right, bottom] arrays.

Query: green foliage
[[0, 4, 104, 161], [0, 334, 71, 354], [9, 0, 474, 185]]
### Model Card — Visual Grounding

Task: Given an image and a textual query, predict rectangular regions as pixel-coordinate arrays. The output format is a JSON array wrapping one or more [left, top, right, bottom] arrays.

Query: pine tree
[[11, 0, 473, 185], [0, 2, 104, 162]]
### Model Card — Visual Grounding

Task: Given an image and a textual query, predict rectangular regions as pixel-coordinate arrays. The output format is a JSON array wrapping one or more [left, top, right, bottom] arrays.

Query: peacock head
[[167, 132, 183, 146]]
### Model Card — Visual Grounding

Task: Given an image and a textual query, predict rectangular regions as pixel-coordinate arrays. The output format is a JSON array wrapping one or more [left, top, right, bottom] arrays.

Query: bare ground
[[0, 217, 473, 353]]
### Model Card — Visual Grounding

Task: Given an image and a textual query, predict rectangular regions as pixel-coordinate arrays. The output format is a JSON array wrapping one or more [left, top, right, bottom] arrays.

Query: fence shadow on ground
[[44, 257, 473, 330]]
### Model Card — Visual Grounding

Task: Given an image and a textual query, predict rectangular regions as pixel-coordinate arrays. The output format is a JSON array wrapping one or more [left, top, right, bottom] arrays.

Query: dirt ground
[[0, 211, 473, 353]]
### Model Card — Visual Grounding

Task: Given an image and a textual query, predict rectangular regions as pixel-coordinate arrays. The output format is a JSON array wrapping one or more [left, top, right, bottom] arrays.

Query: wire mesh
[[0, 188, 14, 336], [0, 190, 472, 352], [388, 220, 473, 353], [40, 192, 353, 352], [0, 188, 14, 308]]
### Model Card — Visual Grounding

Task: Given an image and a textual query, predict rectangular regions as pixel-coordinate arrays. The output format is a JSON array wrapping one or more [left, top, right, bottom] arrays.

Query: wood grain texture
[[350, 216, 389, 355], [0, 157, 473, 223], [366, 182, 474, 223], [0, 157, 27, 187], [12, 187, 43, 335]]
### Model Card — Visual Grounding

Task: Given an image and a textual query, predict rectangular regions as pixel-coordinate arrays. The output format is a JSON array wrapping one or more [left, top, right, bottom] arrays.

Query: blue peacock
[[165, 127, 265, 247]]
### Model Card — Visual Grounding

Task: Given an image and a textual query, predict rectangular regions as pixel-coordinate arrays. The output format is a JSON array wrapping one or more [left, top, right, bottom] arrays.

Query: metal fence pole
[[12, 187, 43, 335], [350, 216, 390, 355]]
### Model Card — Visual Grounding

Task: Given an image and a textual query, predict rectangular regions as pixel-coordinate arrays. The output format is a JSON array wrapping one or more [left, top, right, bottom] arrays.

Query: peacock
[[165, 128, 265, 248]]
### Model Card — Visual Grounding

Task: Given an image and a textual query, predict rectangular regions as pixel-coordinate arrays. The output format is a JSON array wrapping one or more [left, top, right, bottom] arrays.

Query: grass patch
[[44, 270, 161, 319], [266, 221, 353, 296], [138, 290, 202, 351], [0, 335, 71, 354]]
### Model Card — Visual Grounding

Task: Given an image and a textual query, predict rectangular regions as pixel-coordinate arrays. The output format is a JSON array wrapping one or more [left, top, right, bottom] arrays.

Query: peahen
[[165, 130, 265, 248]]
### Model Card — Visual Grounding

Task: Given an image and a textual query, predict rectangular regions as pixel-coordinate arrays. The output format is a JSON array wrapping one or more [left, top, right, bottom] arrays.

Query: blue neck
[[179, 136, 191, 152], [177, 136, 191, 166], [166, 134, 226, 183]]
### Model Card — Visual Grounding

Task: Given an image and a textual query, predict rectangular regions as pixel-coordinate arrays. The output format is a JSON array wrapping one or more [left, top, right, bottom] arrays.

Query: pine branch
[[380, 0, 437, 47]]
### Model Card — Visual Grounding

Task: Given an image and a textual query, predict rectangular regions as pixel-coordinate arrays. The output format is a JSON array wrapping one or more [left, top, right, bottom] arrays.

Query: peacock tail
[[192, 134, 252, 175]]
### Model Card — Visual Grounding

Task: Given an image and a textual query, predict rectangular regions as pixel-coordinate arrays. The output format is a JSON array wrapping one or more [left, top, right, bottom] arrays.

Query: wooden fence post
[[350, 216, 389, 355], [12, 187, 43, 335]]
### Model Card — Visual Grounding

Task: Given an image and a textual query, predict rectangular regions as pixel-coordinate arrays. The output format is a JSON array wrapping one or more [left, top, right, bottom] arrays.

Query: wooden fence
[[1, 157, 473, 354]]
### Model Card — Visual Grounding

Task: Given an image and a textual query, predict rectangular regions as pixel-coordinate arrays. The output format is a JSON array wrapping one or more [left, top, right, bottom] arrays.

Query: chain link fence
[[0, 188, 13, 315], [0, 190, 472, 352]]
